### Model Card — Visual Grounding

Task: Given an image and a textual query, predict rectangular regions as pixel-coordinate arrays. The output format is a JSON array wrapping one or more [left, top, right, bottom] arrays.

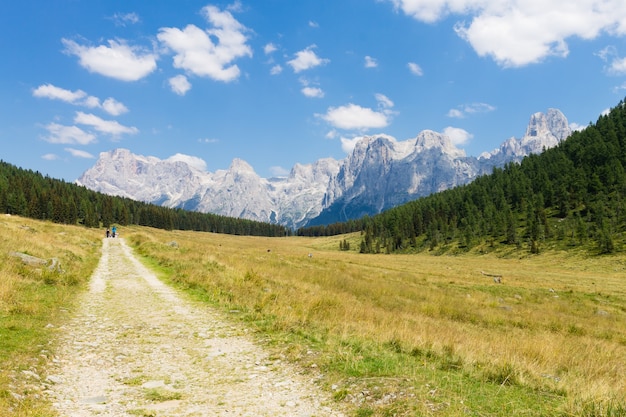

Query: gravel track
[[45, 238, 345, 417]]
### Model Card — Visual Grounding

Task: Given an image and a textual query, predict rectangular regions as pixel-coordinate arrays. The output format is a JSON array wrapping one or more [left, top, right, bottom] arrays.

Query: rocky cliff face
[[77, 109, 571, 229], [479, 109, 571, 163], [76, 148, 209, 207], [78, 150, 340, 230]]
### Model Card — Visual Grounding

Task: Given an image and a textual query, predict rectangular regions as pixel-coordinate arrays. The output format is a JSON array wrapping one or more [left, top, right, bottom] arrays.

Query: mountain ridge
[[77, 109, 572, 229]]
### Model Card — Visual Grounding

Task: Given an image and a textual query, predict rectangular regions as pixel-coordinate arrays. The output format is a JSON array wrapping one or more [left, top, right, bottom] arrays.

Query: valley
[[2, 215, 624, 416]]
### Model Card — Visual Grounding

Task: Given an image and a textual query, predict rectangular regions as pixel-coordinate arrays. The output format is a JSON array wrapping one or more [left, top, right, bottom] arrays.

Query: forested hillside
[[299, 100, 626, 255], [0, 162, 289, 237]]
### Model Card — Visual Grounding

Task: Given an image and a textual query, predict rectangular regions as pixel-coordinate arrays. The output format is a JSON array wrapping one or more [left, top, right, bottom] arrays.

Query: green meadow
[[1, 215, 625, 416]]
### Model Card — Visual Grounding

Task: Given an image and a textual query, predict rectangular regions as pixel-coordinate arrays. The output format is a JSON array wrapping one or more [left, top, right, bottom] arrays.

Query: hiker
[[112, 226, 117, 238], [106, 228, 110, 238]]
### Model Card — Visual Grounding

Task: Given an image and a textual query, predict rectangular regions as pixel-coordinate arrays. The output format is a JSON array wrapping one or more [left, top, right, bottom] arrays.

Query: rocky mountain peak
[[526, 108, 570, 141], [289, 163, 309, 179], [480, 108, 571, 162], [414, 130, 465, 159], [289, 159, 340, 183], [228, 158, 256, 174]]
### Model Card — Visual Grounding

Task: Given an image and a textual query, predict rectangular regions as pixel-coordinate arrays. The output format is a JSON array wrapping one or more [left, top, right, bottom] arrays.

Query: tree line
[[0, 162, 290, 237], [298, 99, 626, 255]]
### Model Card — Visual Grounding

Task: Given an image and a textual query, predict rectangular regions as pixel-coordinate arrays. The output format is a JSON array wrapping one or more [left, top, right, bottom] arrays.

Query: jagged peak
[[290, 159, 340, 183], [100, 148, 167, 167], [351, 134, 396, 153], [349, 134, 424, 161], [414, 130, 465, 158], [108, 148, 133, 158], [290, 162, 311, 178], [313, 157, 341, 169], [415, 130, 448, 148], [525, 108, 570, 140], [228, 158, 257, 174]]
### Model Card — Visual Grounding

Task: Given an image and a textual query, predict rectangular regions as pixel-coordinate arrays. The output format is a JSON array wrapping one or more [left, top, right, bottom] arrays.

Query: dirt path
[[44, 238, 346, 417]]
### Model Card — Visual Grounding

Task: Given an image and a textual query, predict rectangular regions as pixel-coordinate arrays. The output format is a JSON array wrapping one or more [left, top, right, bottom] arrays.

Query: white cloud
[[389, 0, 454, 22], [42, 153, 58, 161], [596, 46, 626, 75], [33, 83, 128, 115], [43, 123, 96, 145], [158, 5, 252, 82], [110, 12, 140, 26], [299, 78, 324, 98], [226, 0, 244, 13], [596, 45, 616, 61], [466, 102, 495, 113], [302, 86, 324, 98], [101, 98, 129, 115], [198, 137, 219, 143], [442, 126, 473, 145], [169, 74, 192, 95], [447, 102, 495, 118], [609, 57, 626, 75], [65, 148, 95, 159], [270, 166, 289, 177], [74, 111, 138, 137], [570, 122, 587, 132], [309, 21, 319, 28], [287, 45, 329, 73], [375, 93, 394, 109], [365, 55, 378, 68], [609, 83, 625, 93], [264, 43, 277, 54], [320, 104, 390, 130], [62, 38, 157, 81], [341, 136, 364, 154], [319, 94, 396, 131], [325, 130, 339, 139], [33, 84, 87, 103], [407, 62, 423, 76], [447, 109, 465, 118], [390, 0, 626, 67], [270, 64, 283, 75], [166, 153, 207, 171], [83, 95, 101, 108]]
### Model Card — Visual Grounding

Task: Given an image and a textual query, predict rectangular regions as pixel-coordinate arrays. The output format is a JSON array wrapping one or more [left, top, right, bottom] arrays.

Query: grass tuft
[[143, 388, 182, 402]]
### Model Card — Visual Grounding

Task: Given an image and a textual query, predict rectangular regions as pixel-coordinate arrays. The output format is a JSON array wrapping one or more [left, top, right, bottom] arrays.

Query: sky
[[2, 0, 626, 182]]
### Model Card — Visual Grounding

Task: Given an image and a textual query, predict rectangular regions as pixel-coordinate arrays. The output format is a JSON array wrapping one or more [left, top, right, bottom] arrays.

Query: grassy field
[[127, 226, 626, 417], [0, 215, 102, 417], [1, 216, 625, 416]]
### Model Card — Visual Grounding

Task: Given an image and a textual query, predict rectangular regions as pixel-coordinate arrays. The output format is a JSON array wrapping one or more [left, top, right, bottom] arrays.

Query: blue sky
[[2, 0, 626, 182]]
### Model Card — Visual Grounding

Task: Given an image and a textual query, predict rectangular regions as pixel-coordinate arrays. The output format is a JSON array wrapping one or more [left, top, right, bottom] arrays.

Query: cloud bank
[[33, 84, 128, 116], [389, 0, 626, 67], [158, 5, 252, 82]]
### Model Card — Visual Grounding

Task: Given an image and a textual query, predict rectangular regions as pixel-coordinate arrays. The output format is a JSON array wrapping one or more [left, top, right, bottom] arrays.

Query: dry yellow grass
[[0, 215, 102, 416], [127, 227, 626, 416]]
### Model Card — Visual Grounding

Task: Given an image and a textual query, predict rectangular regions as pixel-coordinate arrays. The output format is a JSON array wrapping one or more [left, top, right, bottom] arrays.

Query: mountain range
[[77, 109, 572, 229]]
